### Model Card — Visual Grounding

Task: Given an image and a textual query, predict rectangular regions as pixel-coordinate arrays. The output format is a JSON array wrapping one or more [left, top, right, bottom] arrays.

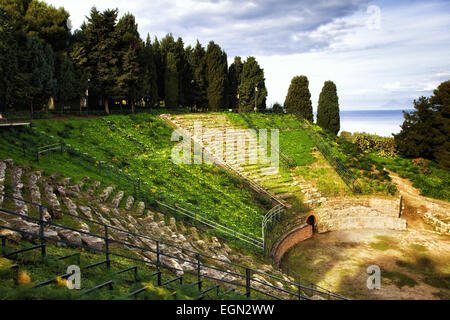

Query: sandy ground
[[282, 174, 450, 300]]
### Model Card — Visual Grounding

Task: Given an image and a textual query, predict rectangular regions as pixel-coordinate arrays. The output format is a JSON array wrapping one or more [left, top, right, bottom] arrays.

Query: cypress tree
[[142, 34, 159, 107], [205, 41, 227, 111], [189, 41, 208, 110], [228, 56, 243, 111], [152, 37, 164, 103], [164, 51, 178, 108], [238, 56, 267, 112], [284, 75, 313, 122], [82, 7, 120, 113], [317, 81, 340, 135], [116, 13, 141, 112]]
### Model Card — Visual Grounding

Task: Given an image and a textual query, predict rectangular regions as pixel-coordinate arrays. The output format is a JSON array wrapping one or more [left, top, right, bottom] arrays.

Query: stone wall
[[314, 197, 406, 233], [423, 212, 450, 235], [316, 216, 407, 233], [271, 224, 313, 266]]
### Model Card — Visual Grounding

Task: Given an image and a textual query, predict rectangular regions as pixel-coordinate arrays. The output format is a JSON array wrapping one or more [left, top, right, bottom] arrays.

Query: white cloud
[[44, 0, 450, 110]]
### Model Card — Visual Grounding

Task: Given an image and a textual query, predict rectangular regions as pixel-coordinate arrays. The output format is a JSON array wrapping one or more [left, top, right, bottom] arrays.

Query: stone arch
[[306, 215, 317, 231]]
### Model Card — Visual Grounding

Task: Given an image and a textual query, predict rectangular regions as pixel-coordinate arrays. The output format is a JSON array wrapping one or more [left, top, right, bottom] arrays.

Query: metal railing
[[299, 121, 362, 194], [161, 114, 286, 208], [262, 204, 285, 253], [0, 192, 347, 300], [27, 129, 265, 251]]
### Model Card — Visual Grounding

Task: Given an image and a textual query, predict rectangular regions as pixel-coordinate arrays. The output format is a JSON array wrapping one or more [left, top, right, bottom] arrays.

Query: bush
[[353, 133, 397, 158]]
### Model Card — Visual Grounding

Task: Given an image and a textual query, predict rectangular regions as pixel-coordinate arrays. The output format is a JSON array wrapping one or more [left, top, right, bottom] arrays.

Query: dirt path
[[389, 171, 450, 211]]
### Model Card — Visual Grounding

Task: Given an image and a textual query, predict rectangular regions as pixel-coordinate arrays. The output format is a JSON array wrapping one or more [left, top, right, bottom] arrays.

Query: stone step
[[279, 193, 295, 200]]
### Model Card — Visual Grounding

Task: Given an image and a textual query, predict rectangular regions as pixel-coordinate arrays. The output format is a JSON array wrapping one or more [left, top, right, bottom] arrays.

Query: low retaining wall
[[316, 216, 407, 233], [424, 212, 450, 235], [271, 224, 313, 266]]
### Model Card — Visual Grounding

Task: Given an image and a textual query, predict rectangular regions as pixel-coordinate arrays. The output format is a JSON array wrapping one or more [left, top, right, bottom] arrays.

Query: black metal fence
[[299, 121, 362, 194], [0, 193, 347, 300], [28, 134, 264, 252]]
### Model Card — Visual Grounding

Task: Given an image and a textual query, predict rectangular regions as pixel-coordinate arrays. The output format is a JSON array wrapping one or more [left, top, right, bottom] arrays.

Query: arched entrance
[[306, 215, 316, 232]]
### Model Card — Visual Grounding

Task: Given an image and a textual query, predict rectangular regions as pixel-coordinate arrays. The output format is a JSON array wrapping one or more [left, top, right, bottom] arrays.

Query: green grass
[[369, 236, 397, 251], [0, 240, 249, 300], [382, 271, 418, 288], [3, 114, 269, 238], [369, 154, 450, 201]]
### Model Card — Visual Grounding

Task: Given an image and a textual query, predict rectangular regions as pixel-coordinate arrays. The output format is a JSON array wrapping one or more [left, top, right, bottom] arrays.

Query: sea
[[335, 109, 413, 137]]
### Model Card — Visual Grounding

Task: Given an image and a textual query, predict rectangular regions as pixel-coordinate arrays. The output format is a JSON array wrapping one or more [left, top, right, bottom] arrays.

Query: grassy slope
[[0, 241, 248, 300], [27, 114, 268, 237]]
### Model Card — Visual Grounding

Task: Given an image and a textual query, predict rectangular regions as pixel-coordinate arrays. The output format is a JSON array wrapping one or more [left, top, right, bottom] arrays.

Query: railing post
[[38, 205, 46, 258], [398, 196, 403, 218], [1, 236, 6, 255], [298, 285, 302, 300], [156, 241, 161, 286], [105, 225, 110, 270], [196, 253, 202, 292], [245, 268, 251, 298]]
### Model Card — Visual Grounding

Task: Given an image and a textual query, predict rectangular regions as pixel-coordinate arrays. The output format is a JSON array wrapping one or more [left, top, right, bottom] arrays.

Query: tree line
[[0, 0, 268, 113]]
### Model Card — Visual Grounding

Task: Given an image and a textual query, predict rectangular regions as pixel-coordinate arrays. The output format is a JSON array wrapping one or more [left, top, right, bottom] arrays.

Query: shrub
[[353, 133, 397, 158]]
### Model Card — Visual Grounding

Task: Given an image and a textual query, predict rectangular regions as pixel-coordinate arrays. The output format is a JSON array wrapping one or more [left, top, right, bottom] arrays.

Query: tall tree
[[23, 36, 51, 113], [205, 41, 228, 111], [228, 56, 243, 110], [55, 53, 80, 105], [395, 80, 450, 169], [164, 52, 179, 108], [81, 7, 120, 113], [116, 13, 141, 112], [238, 56, 267, 112], [24, 0, 71, 51], [0, 7, 19, 111], [395, 97, 439, 160], [284, 75, 313, 122], [317, 81, 340, 135], [430, 80, 450, 169], [142, 34, 159, 108], [188, 41, 208, 110], [152, 37, 164, 103]]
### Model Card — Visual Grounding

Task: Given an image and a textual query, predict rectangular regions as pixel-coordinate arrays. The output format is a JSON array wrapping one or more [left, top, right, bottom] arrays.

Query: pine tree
[[238, 56, 267, 112], [430, 80, 450, 169], [205, 41, 227, 111], [228, 56, 243, 111], [82, 7, 120, 113], [55, 53, 80, 105], [116, 13, 141, 112], [0, 7, 19, 111], [188, 41, 208, 110], [395, 97, 439, 160], [317, 81, 340, 135], [395, 81, 450, 169], [164, 52, 178, 108], [142, 34, 159, 107], [152, 37, 164, 103], [284, 75, 313, 122]]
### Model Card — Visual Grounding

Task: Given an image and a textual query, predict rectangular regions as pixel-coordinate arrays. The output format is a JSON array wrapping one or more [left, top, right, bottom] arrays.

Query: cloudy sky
[[45, 0, 450, 110]]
